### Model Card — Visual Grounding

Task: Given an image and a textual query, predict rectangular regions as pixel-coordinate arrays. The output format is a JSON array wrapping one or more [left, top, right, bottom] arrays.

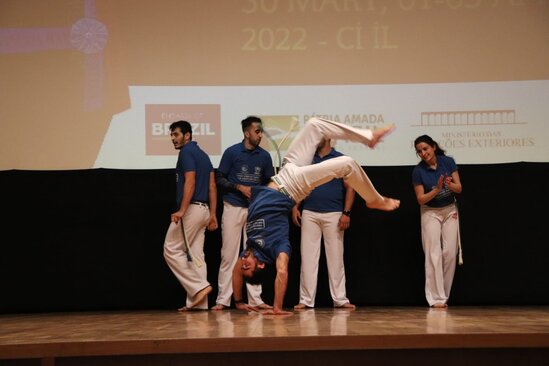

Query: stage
[[1, 306, 549, 366]]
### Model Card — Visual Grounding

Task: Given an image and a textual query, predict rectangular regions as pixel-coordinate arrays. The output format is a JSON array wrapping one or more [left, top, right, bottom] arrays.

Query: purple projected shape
[[0, 0, 108, 111]]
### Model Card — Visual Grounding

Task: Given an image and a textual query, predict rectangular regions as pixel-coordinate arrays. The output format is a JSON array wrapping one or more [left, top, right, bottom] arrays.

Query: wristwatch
[[342, 210, 351, 217]]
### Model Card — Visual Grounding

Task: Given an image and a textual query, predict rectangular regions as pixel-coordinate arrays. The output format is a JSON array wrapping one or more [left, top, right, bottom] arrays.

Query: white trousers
[[421, 203, 459, 306], [276, 118, 383, 204], [163, 204, 210, 310], [215, 202, 264, 307], [299, 210, 350, 307]]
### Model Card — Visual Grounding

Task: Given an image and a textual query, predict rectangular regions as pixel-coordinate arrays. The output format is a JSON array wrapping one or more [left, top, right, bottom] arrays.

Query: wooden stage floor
[[1, 306, 549, 366]]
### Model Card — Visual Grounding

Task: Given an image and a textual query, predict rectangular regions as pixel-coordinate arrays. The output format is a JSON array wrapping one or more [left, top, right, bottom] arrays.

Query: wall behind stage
[[1, 0, 549, 170], [1, 163, 548, 313]]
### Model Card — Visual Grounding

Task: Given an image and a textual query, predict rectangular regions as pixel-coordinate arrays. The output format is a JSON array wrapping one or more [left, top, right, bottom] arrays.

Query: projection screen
[[1, 0, 548, 170]]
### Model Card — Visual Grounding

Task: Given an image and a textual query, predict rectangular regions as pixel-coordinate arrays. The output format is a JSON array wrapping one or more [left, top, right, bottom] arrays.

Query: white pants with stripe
[[298, 210, 350, 307], [163, 204, 210, 310], [420, 203, 459, 306], [215, 202, 265, 307]]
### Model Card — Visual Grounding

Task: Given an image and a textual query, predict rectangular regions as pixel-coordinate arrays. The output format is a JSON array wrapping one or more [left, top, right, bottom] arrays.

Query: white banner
[[95, 80, 549, 168]]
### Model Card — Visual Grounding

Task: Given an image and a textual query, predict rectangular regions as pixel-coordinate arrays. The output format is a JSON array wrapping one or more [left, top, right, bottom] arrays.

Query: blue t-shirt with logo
[[175, 141, 213, 208], [242, 186, 295, 264], [412, 155, 458, 208], [218, 142, 274, 207], [302, 148, 345, 213]]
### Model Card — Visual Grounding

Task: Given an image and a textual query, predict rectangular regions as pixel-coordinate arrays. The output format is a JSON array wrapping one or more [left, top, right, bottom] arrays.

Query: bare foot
[[293, 303, 310, 310], [432, 303, 448, 309], [367, 124, 395, 148], [366, 196, 400, 211], [335, 303, 356, 310], [188, 285, 212, 309], [211, 303, 229, 311], [254, 303, 273, 310]]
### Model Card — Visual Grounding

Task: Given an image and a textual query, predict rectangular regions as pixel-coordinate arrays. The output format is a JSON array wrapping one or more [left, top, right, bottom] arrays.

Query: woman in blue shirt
[[412, 135, 462, 308]]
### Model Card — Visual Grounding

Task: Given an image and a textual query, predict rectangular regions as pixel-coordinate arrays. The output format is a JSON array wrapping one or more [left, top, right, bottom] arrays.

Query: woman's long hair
[[414, 135, 446, 156]]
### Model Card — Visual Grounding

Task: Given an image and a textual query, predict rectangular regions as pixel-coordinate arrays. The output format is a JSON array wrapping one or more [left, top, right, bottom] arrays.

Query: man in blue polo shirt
[[232, 117, 400, 315], [212, 116, 275, 310], [163, 120, 218, 311], [292, 138, 356, 310]]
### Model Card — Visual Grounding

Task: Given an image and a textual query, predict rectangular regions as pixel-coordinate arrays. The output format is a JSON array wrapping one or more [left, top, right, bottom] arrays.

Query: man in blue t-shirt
[[163, 120, 218, 311], [292, 138, 356, 310], [232, 117, 400, 315], [212, 116, 274, 311]]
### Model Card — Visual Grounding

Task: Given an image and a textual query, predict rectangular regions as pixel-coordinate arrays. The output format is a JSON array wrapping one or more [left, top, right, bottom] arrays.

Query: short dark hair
[[244, 262, 272, 285], [169, 120, 192, 140], [241, 116, 262, 132], [414, 134, 446, 156]]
